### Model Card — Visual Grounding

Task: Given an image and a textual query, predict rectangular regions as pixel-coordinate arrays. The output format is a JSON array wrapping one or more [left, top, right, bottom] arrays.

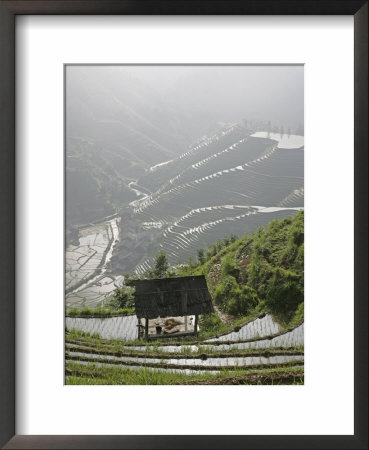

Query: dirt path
[[214, 305, 235, 325]]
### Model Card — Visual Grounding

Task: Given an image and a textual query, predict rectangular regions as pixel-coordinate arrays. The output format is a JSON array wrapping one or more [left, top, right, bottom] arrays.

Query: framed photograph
[[0, 1, 367, 449]]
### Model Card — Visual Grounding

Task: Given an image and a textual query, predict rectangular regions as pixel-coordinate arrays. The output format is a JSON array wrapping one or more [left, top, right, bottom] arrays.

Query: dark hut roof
[[129, 275, 214, 319]]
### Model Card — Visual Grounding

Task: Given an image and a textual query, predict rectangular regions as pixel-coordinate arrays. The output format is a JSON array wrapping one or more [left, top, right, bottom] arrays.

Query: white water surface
[[66, 315, 139, 341], [251, 132, 304, 149], [66, 314, 304, 353], [67, 351, 304, 368], [149, 159, 174, 172]]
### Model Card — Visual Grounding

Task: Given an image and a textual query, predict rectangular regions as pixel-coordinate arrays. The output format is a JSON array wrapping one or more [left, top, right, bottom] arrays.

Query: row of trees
[[107, 233, 239, 310], [107, 250, 170, 309], [243, 118, 304, 137]]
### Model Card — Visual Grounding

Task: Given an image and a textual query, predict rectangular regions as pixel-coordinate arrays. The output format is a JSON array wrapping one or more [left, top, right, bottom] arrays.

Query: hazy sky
[[120, 65, 304, 130], [67, 64, 304, 135]]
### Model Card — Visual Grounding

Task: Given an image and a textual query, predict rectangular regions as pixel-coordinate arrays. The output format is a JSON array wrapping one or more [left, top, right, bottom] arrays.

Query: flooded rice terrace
[[66, 314, 304, 351], [67, 351, 303, 369], [250, 132, 304, 149], [66, 315, 138, 341], [205, 314, 281, 342], [65, 129, 305, 378], [65, 314, 304, 374], [65, 217, 123, 309]]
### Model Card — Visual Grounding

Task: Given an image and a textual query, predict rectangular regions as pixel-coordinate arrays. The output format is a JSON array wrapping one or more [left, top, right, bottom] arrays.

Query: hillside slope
[[66, 66, 197, 226], [65, 211, 304, 385], [176, 210, 304, 325]]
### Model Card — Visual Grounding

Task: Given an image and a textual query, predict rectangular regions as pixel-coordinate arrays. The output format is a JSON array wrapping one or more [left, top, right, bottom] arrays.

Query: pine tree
[[197, 248, 206, 265], [153, 251, 169, 278]]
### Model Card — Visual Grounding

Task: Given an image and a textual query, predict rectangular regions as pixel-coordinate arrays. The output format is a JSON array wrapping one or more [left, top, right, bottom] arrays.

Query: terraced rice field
[[65, 218, 122, 308], [66, 351, 303, 372], [65, 314, 304, 383], [205, 314, 281, 341], [66, 315, 138, 341], [250, 132, 304, 149], [129, 128, 304, 273], [65, 126, 305, 384], [66, 275, 124, 309], [136, 124, 245, 193]]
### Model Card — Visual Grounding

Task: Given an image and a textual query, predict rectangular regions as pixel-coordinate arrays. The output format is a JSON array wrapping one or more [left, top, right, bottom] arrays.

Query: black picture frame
[[0, 1, 367, 449]]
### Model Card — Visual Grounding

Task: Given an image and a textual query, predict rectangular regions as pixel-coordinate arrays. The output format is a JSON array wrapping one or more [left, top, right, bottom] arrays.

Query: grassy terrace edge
[[66, 307, 135, 318], [65, 352, 304, 372], [66, 342, 304, 359], [65, 362, 304, 385]]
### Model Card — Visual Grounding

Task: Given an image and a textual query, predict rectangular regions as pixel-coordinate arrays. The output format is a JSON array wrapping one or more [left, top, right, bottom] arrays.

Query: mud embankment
[[110, 209, 160, 275]]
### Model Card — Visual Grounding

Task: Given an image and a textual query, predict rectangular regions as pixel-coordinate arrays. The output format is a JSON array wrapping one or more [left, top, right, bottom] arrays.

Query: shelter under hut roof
[[128, 275, 214, 339]]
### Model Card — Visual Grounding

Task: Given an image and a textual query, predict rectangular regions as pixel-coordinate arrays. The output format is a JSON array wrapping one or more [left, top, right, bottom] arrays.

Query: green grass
[[66, 306, 135, 318], [288, 302, 304, 328], [65, 318, 304, 385], [65, 361, 304, 385], [65, 213, 304, 385], [198, 311, 262, 340], [65, 340, 304, 360], [173, 210, 304, 327], [66, 328, 101, 339], [65, 350, 303, 372]]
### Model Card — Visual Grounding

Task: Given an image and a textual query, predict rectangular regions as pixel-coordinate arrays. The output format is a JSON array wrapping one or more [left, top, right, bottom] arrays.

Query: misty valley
[[65, 66, 304, 385], [66, 127, 303, 309]]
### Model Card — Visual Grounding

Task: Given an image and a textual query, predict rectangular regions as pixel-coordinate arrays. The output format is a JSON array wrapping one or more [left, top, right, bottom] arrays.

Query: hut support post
[[137, 318, 142, 339], [194, 314, 199, 335], [184, 315, 188, 332], [145, 318, 149, 340]]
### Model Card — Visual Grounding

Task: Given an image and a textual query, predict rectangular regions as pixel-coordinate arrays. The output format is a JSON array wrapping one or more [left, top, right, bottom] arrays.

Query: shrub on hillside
[[200, 313, 223, 333], [227, 285, 258, 316], [247, 254, 273, 299], [108, 285, 135, 309], [222, 254, 237, 277], [265, 267, 303, 319], [206, 243, 218, 261], [214, 275, 258, 316], [214, 275, 239, 309], [289, 301, 304, 327]]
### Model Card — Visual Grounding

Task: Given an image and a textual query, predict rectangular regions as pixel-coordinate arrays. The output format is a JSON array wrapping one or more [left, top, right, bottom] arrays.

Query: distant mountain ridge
[[66, 66, 205, 227]]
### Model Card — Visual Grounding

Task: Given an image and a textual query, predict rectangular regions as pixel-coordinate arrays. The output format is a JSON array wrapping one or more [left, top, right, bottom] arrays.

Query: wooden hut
[[129, 275, 214, 340]]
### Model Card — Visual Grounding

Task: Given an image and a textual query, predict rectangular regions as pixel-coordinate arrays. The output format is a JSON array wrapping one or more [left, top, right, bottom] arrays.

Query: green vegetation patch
[[66, 306, 135, 318], [176, 210, 304, 326], [65, 342, 304, 360], [65, 351, 303, 372], [65, 361, 304, 385]]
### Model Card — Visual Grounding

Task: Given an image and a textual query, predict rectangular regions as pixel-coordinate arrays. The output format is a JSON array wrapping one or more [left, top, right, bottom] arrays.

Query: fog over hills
[[132, 65, 304, 131], [66, 65, 304, 296]]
